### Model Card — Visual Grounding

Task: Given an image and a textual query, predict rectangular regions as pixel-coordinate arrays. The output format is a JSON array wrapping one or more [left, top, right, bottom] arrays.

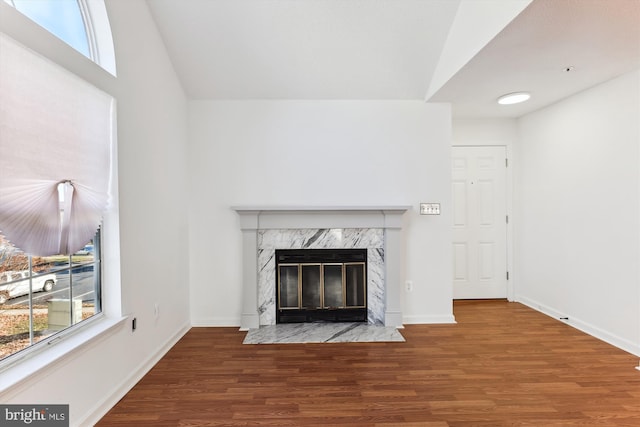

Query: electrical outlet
[[406, 280, 413, 292]]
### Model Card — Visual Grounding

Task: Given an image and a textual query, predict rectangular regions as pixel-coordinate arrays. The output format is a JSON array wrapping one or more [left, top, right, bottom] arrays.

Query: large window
[[0, 231, 101, 361], [0, 0, 116, 366]]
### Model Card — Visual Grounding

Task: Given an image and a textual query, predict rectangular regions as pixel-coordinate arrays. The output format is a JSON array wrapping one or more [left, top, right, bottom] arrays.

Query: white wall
[[188, 100, 454, 326], [514, 69, 640, 356], [452, 118, 517, 147], [0, 1, 191, 425]]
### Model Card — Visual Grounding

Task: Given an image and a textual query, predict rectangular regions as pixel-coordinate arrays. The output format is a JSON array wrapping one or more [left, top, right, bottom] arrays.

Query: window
[[3, 0, 117, 75], [0, 20, 115, 364], [0, 230, 101, 361]]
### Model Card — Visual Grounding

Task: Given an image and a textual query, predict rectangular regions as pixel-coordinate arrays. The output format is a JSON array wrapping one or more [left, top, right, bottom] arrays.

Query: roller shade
[[0, 34, 114, 256]]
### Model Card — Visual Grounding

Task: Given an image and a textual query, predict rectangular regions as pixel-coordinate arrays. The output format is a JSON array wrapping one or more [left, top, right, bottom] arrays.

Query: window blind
[[0, 34, 114, 256]]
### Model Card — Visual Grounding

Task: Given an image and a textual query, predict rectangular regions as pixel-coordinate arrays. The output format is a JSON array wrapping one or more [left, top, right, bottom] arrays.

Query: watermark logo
[[1, 405, 68, 426]]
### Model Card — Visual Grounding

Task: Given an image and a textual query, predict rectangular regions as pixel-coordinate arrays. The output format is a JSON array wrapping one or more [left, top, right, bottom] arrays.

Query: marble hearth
[[243, 323, 405, 344], [233, 206, 410, 330]]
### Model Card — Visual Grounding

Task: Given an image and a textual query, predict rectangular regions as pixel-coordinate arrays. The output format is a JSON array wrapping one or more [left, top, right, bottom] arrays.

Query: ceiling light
[[497, 92, 531, 105]]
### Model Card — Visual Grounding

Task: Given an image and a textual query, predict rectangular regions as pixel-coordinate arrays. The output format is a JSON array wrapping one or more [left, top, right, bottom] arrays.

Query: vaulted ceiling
[[146, 0, 640, 118]]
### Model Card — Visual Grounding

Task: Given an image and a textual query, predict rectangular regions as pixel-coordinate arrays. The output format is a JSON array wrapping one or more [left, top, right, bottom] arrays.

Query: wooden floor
[[98, 300, 640, 426]]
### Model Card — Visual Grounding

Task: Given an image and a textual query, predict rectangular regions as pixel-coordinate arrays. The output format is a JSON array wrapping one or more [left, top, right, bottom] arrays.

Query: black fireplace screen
[[276, 249, 367, 323]]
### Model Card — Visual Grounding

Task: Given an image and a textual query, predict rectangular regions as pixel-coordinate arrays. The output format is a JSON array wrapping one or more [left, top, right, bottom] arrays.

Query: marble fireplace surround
[[233, 206, 410, 331]]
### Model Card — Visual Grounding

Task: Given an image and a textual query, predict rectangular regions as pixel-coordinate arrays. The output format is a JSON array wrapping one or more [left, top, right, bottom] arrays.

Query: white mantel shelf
[[232, 205, 412, 212], [233, 206, 410, 330], [232, 206, 411, 231]]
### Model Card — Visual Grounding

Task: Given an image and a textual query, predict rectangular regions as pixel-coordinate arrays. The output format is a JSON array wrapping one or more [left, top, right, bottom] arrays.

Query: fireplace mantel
[[233, 206, 411, 330], [233, 206, 411, 229], [233, 205, 412, 212]]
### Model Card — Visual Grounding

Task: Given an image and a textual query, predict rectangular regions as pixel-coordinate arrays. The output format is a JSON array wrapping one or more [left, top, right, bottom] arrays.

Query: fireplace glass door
[[323, 264, 342, 308], [345, 263, 366, 307], [278, 265, 299, 309], [301, 264, 321, 308], [276, 249, 367, 323]]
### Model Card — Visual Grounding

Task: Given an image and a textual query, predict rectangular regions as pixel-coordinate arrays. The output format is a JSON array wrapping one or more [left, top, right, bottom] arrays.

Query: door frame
[[452, 144, 514, 302]]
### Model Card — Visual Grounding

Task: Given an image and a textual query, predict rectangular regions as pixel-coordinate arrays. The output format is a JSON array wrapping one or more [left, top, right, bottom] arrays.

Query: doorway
[[452, 146, 508, 299]]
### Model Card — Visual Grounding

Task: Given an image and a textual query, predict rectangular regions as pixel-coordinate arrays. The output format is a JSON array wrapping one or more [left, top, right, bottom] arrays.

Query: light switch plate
[[420, 203, 440, 215]]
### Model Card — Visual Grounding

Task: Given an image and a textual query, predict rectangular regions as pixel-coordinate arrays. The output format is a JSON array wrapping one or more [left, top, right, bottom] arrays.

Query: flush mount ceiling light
[[497, 92, 531, 105]]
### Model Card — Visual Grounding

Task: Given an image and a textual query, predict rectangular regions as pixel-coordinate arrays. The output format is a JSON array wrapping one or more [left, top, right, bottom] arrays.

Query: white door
[[452, 146, 508, 299]]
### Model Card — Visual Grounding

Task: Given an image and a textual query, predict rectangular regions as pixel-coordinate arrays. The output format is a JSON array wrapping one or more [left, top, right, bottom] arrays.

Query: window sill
[[0, 314, 128, 395]]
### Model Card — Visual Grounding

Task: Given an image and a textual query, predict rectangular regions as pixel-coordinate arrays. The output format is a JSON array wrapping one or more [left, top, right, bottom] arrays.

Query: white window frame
[[80, 0, 117, 76]]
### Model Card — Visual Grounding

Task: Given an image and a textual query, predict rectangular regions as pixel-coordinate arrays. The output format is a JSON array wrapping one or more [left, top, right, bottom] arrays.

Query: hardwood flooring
[[97, 300, 640, 426]]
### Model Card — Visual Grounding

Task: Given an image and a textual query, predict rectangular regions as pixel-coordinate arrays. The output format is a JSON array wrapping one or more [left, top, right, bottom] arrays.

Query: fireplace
[[276, 248, 367, 323], [232, 206, 410, 330]]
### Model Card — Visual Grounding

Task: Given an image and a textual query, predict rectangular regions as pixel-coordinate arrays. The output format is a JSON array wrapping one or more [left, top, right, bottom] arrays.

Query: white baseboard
[[517, 296, 640, 357], [191, 316, 241, 327], [402, 314, 457, 324], [80, 323, 191, 426]]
